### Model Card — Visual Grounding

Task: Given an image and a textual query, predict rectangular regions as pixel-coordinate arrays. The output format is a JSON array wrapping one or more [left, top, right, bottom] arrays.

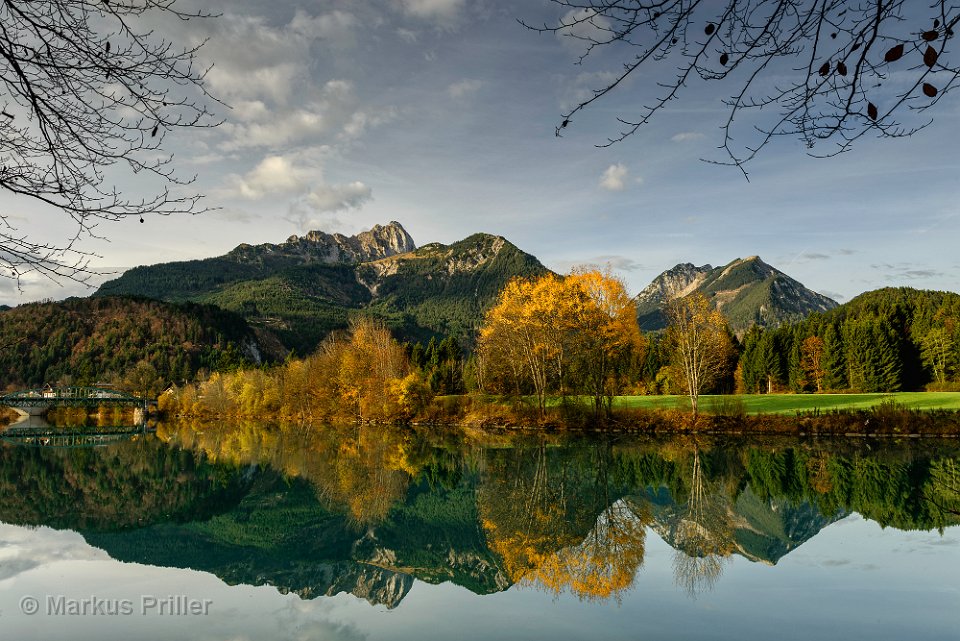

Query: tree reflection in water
[[671, 448, 734, 597], [158, 420, 417, 527], [478, 439, 651, 602]]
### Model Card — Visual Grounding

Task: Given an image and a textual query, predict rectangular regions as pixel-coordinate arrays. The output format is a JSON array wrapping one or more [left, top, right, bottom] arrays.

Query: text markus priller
[[19, 594, 213, 616]]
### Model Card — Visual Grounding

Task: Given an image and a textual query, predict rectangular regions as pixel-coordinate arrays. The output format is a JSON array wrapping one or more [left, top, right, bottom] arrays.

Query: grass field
[[610, 392, 960, 415]]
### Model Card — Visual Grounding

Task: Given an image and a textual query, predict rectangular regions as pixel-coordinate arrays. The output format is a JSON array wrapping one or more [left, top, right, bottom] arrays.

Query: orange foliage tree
[[800, 335, 827, 393], [477, 270, 645, 415]]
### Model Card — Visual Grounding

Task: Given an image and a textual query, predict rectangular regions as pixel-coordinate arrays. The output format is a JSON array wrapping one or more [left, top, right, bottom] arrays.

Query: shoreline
[[5, 399, 960, 439]]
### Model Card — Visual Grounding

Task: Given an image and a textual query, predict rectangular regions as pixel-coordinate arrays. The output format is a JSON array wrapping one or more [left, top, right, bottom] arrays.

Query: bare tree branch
[[0, 0, 220, 289], [524, 1, 960, 174]]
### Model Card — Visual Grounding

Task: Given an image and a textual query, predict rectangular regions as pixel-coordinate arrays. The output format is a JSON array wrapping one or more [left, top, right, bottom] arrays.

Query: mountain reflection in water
[[0, 421, 957, 608]]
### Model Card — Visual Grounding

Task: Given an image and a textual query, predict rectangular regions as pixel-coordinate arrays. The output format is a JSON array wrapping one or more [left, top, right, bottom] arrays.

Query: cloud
[[671, 132, 706, 142], [447, 79, 483, 99], [197, 15, 307, 103], [587, 255, 645, 272], [784, 248, 859, 264], [222, 154, 372, 217], [398, 0, 466, 23], [210, 207, 258, 224], [288, 9, 361, 48], [599, 163, 629, 191], [396, 28, 419, 43], [340, 108, 398, 140], [898, 269, 943, 279], [188, 11, 393, 154], [304, 182, 373, 212], [285, 181, 374, 233], [196, 10, 362, 102], [561, 70, 619, 110], [0, 524, 110, 583], [871, 262, 945, 280], [218, 81, 395, 151], [229, 155, 307, 199]]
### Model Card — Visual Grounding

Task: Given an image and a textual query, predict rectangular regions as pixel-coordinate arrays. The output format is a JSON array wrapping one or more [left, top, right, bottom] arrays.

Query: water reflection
[[668, 448, 733, 597], [1, 421, 958, 609]]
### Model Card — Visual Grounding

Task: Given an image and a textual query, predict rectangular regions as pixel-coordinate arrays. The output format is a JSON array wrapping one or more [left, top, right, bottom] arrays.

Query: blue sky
[[2, 0, 958, 305]]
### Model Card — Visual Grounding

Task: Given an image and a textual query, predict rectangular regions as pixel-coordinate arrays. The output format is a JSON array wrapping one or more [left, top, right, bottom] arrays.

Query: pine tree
[[822, 323, 846, 391], [787, 330, 806, 392], [739, 326, 765, 394]]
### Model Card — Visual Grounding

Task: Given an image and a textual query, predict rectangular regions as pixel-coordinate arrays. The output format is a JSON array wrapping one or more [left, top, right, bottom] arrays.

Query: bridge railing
[[0, 386, 150, 408]]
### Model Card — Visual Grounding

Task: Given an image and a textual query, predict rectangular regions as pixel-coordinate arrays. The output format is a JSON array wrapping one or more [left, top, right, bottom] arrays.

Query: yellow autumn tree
[[477, 274, 566, 413], [478, 442, 649, 602], [478, 270, 645, 416], [566, 269, 646, 414], [308, 317, 429, 423], [800, 335, 827, 393], [527, 498, 649, 602]]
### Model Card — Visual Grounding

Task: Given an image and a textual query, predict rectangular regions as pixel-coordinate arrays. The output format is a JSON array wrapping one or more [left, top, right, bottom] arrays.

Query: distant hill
[[821, 286, 960, 323], [0, 297, 278, 388], [635, 256, 837, 333], [96, 222, 549, 353]]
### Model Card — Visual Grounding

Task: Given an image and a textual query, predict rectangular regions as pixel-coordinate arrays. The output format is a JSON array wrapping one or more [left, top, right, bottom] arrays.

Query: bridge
[[1, 424, 149, 448], [0, 386, 149, 416]]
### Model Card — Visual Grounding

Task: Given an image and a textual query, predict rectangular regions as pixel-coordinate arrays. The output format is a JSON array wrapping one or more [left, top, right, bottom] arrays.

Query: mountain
[[82, 472, 507, 609], [635, 256, 838, 333], [0, 296, 279, 388], [96, 222, 549, 353]]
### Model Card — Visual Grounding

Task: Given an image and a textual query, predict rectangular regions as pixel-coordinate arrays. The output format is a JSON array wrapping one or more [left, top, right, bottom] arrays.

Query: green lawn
[[610, 392, 960, 415]]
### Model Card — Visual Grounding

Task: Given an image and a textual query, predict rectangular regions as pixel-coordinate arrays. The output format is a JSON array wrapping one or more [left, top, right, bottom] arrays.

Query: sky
[[2, 0, 959, 306]]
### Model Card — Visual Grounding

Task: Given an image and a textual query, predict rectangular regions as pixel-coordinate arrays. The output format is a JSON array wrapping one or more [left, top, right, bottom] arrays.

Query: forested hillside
[[0, 297, 277, 390], [97, 224, 549, 352]]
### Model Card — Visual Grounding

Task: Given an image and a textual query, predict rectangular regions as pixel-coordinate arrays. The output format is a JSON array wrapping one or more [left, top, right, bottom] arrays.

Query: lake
[[0, 421, 957, 640]]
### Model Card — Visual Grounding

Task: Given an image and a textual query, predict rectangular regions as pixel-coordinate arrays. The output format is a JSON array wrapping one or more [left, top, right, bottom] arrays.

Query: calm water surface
[[0, 421, 957, 640]]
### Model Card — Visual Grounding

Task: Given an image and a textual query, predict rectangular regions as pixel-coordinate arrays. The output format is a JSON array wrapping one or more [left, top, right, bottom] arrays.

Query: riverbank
[[17, 393, 959, 438], [416, 394, 960, 437], [611, 392, 960, 414]]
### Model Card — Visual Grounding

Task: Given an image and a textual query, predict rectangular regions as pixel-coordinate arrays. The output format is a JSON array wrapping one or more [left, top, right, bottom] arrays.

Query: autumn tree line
[[156, 276, 960, 422], [160, 269, 650, 421]]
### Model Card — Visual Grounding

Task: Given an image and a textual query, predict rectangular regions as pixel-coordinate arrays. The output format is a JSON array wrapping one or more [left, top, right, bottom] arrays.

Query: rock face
[[635, 263, 714, 309], [292, 562, 414, 609], [231, 221, 416, 266], [636, 256, 837, 333]]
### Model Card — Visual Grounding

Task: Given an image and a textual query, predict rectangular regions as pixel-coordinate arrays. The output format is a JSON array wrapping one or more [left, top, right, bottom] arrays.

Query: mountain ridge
[[95, 222, 549, 352]]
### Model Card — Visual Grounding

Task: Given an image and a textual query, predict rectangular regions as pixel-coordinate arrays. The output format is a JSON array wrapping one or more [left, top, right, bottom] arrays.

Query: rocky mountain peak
[[635, 262, 713, 307], [236, 222, 417, 266], [355, 221, 417, 258]]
